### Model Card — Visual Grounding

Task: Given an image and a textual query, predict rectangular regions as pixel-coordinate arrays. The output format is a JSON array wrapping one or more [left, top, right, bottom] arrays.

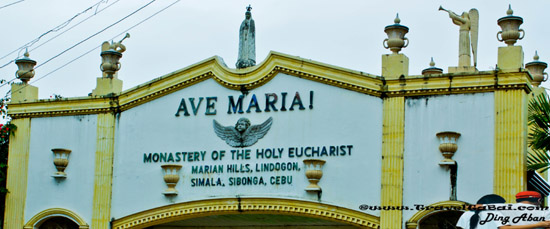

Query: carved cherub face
[[235, 118, 251, 132]]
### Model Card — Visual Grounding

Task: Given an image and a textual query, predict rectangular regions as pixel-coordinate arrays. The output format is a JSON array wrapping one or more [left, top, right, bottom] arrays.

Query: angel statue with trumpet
[[440, 6, 479, 70]]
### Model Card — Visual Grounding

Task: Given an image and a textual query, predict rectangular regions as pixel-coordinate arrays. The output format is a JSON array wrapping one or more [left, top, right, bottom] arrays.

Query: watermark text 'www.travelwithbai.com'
[[358, 204, 550, 211]]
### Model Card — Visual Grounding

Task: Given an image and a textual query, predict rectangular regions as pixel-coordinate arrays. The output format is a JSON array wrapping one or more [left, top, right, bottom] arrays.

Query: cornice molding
[[8, 51, 533, 118]]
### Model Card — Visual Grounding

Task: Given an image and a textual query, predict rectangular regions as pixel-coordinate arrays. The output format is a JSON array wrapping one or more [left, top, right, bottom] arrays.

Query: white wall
[[111, 73, 383, 219], [402, 93, 495, 226], [24, 115, 97, 224], [18, 77, 499, 227]]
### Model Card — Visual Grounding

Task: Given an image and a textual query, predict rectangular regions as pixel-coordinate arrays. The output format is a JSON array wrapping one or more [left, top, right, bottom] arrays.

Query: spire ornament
[[236, 5, 256, 69]]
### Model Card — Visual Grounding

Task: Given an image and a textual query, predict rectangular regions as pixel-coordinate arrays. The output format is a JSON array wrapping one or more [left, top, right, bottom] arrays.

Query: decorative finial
[[383, 14, 409, 54], [422, 57, 443, 76], [246, 4, 252, 12], [100, 34, 127, 78], [497, 5, 524, 46], [526, 51, 548, 87], [394, 13, 400, 24], [15, 50, 37, 83]]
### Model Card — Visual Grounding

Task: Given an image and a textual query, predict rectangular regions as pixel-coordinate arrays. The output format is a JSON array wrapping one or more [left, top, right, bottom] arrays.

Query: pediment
[[8, 51, 384, 118], [117, 51, 383, 111]]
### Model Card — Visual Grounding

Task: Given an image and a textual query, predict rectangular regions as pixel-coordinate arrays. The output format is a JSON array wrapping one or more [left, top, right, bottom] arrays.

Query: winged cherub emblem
[[213, 117, 273, 147]]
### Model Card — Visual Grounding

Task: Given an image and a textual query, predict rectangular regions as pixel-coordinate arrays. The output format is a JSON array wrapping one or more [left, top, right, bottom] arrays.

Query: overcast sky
[[1, 0, 549, 100]]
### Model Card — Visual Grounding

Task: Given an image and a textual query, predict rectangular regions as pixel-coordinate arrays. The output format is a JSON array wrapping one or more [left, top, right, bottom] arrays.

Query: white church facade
[[4, 6, 549, 229]]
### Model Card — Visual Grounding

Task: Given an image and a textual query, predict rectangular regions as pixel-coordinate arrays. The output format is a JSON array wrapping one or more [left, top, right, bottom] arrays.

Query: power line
[[34, 0, 157, 69], [0, 0, 155, 90], [26, 44, 101, 87], [29, 0, 122, 54], [0, 0, 24, 10], [7, 0, 181, 97], [0, 0, 115, 67], [0, 0, 156, 89]]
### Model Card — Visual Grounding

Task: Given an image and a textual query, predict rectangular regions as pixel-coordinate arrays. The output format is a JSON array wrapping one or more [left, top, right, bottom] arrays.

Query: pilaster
[[3, 118, 32, 228], [380, 96, 405, 228], [92, 112, 116, 228], [494, 89, 527, 201]]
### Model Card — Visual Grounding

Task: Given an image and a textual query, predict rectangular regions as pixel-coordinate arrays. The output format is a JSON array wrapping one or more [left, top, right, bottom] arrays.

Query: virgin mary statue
[[236, 5, 256, 69]]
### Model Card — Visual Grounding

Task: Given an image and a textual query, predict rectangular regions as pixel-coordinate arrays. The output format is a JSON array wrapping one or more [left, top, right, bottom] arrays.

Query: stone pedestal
[[448, 66, 477, 73], [11, 83, 38, 103], [498, 46, 524, 72], [382, 54, 409, 80], [92, 77, 122, 96]]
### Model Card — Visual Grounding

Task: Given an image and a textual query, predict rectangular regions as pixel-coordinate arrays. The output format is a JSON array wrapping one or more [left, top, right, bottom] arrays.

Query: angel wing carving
[[213, 120, 242, 147], [213, 117, 273, 148]]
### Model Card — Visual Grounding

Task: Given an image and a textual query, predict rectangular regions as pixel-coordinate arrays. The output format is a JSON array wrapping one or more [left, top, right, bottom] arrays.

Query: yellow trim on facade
[[8, 52, 532, 118], [3, 118, 32, 228], [380, 97, 405, 229], [111, 198, 379, 229], [405, 200, 468, 229], [8, 96, 113, 118], [23, 208, 89, 229], [91, 113, 117, 228], [385, 71, 531, 97], [115, 52, 383, 111], [494, 89, 528, 202]]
